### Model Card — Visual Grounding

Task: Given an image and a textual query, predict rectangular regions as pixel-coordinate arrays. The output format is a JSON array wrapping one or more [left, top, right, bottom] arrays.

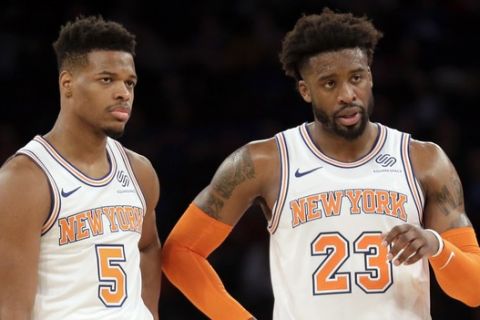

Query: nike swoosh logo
[[61, 186, 81, 197], [294, 166, 323, 178]]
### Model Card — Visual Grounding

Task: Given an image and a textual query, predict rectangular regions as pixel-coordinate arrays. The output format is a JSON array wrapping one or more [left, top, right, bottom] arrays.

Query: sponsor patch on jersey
[[375, 154, 397, 167], [116, 170, 130, 187]]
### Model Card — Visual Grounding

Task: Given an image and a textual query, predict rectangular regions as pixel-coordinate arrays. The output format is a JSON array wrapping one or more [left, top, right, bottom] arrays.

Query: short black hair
[[52, 15, 136, 71], [279, 8, 383, 81]]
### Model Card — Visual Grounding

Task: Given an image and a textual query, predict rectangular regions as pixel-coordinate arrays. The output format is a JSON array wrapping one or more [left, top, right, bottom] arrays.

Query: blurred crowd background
[[1, 0, 479, 319]]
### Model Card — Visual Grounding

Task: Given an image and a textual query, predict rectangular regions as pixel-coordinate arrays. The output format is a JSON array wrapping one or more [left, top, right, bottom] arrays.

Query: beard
[[312, 95, 374, 140]]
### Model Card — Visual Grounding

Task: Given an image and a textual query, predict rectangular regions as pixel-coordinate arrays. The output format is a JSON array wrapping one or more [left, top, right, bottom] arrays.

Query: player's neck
[[308, 121, 378, 163], [43, 120, 111, 177]]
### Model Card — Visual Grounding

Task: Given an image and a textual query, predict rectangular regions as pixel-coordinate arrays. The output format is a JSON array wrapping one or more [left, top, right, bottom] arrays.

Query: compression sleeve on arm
[[429, 226, 480, 307], [162, 203, 253, 319]]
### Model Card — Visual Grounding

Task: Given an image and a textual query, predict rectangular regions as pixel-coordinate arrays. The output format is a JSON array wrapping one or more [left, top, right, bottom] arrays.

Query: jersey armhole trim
[[400, 134, 425, 225], [113, 141, 147, 214], [16, 150, 61, 235], [268, 132, 289, 234]]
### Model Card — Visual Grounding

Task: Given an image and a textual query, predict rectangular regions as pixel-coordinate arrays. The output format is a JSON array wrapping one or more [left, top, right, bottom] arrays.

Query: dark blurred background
[[1, 0, 479, 319]]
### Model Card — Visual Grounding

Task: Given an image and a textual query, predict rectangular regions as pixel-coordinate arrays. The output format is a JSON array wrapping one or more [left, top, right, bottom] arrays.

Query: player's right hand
[[381, 224, 440, 265]]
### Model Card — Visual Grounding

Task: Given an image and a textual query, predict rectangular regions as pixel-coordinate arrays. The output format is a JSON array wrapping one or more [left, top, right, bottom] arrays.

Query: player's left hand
[[382, 224, 440, 266]]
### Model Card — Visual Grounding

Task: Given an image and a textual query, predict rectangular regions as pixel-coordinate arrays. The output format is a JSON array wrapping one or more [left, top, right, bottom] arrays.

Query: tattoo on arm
[[200, 147, 256, 219], [213, 147, 255, 199], [433, 176, 464, 216], [201, 194, 224, 219]]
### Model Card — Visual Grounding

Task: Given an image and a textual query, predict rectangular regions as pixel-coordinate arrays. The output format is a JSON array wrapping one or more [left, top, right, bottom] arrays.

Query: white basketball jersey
[[268, 123, 430, 320], [17, 136, 153, 320]]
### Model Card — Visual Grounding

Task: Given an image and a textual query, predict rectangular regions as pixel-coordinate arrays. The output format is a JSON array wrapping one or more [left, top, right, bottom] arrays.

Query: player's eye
[[100, 77, 112, 84], [324, 80, 336, 89], [125, 80, 136, 88], [351, 74, 362, 83]]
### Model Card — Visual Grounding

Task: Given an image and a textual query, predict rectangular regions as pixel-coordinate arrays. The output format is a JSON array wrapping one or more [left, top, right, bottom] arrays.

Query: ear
[[59, 70, 73, 98], [298, 80, 312, 103]]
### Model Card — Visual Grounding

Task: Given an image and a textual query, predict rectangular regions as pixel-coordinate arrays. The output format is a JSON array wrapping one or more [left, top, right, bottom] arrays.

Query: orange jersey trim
[[17, 150, 61, 235], [34, 136, 116, 187], [269, 132, 289, 234], [300, 122, 387, 168]]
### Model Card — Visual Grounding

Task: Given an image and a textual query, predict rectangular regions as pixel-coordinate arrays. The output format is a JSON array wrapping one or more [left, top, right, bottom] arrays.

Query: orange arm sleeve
[[428, 226, 480, 307], [162, 203, 253, 319]]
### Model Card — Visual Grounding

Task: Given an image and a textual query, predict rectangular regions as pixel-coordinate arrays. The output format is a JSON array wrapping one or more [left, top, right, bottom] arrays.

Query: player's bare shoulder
[[246, 137, 279, 163], [410, 138, 468, 227], [409, 139, 454, 183], [122, 148, 152, 168], [194, 137, 280, 223], [214, 137, 279, 197], [0, 154, 51, 224], [123, 148, 160, 204], [0, 154, 50, 194], [245, 137, 280, 187]]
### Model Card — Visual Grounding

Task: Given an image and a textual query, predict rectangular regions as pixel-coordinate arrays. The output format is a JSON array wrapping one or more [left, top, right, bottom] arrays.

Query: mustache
[[334, 103, 364, 116], [107, 103, 131, 111], [338, 103, 363, 110]]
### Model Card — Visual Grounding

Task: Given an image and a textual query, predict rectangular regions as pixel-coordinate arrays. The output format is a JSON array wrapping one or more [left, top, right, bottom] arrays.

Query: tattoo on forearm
[[201, 194, 224, 219], [434, 177, 464, 216], [213, 147, 255, 199]]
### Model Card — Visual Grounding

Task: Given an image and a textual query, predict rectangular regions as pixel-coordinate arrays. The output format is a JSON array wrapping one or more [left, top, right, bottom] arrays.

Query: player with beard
[[0, 16, 161, 319], [162, 8, 480, 320]]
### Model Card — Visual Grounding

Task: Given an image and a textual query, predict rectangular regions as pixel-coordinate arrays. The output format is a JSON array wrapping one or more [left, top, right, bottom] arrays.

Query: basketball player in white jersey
[[162, 8, 480, 320], [0, 16, 161, 319]]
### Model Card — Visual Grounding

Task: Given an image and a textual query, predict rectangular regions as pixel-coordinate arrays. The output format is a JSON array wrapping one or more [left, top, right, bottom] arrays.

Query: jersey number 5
[[95, 244, 128, 306], [311, 231, 393, 295]]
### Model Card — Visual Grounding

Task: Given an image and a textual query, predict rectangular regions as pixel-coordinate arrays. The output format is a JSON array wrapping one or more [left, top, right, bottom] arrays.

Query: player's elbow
[[161, 238, 189, 276]]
